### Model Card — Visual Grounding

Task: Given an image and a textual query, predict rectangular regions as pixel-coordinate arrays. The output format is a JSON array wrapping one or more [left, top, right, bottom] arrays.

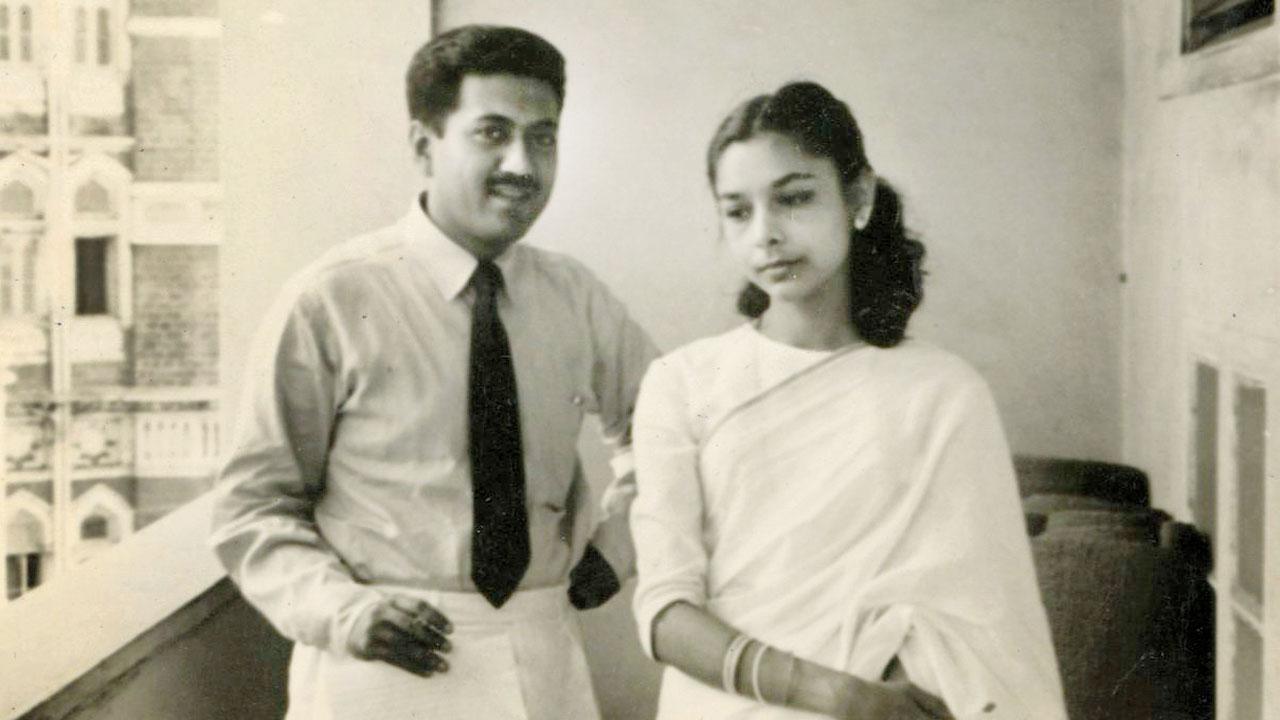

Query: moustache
[[486, 175, 541, 194]]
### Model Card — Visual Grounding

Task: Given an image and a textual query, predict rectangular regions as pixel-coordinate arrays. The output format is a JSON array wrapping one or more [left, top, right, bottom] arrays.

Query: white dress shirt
[[211, 197, 658, 654]]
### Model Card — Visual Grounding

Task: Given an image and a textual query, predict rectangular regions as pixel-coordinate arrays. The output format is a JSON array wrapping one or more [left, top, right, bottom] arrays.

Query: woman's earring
[[854, 204, 873, 231], [849, 175, 875, 231]]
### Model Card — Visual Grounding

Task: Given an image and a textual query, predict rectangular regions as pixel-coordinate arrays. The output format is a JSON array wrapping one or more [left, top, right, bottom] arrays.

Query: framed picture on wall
[[1182, 0, 1275, 53]]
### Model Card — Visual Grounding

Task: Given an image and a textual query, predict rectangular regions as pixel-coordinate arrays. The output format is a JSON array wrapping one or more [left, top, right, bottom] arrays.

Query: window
[[95, 7, 109, 66], [17, 3, 29, 62], [74, 6, 86, 64], [80, 516, 109, 540], [1234, 382, 1266, 608], [71, 486, 134, 554], [0, 238, 31, 316], [75, 180, 112, 216], [21, 234, 34, 312], [68, 162, 129, 323], [1233, 615, 1264, 720], [75, 237, 112, 315], [5, 500, 49, 600], [1, 231, 39, 316], [68, 3, 118, 69], [1183, 0, 1276, 53], [1, 261, 10, 313], [1231, 380, 1266, 719], [0, 5, 9, 61], [0, 3, 35, 64], [1192, 351, 1273, 720], [0, 180, 34, 216], [5, 553, 42, 600], [1191, 362, 1219, 545]]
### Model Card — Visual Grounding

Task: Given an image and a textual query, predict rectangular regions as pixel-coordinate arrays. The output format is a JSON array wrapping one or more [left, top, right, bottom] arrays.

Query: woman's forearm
[[650, 601, 863, 717]]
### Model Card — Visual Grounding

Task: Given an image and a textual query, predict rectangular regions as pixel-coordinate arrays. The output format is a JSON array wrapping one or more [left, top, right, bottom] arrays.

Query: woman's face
[[713, 133, 861, 310]]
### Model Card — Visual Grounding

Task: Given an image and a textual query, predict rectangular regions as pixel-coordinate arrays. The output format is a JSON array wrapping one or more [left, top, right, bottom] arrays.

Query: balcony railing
[[133, 410, 220, 478]]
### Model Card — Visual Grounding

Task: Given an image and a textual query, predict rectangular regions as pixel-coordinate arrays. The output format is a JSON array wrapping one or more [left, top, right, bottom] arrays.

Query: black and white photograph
[[0, 2, 1276, 719]]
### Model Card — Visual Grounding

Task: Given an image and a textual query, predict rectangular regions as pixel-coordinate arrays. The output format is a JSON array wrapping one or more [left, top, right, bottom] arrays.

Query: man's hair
[[406, 25, 565, 131]]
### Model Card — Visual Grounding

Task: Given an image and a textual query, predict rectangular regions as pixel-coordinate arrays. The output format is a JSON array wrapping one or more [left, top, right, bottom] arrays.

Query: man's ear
[[848, 166, 877, 231], [409, 119, 433, 176]]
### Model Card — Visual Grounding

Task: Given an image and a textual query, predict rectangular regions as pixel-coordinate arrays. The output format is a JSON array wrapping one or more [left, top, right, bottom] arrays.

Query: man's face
[[415, 73, 560, 258]]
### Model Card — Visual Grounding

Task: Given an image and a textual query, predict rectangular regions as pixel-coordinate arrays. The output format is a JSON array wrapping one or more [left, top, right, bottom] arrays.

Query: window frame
[[70, 0, 124, 71], [0, 2, 37, 66], [2, 490, 54, 601], [1185, 327, 1279, 720], [69, 155, 133, 328]]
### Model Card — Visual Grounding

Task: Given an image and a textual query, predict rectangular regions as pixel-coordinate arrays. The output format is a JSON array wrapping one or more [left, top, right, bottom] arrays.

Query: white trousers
[[284, 585, 600, 720]]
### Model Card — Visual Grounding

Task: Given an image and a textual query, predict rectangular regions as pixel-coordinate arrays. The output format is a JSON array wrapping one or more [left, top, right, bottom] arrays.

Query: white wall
[[1121, 1, 1280, 510], [220, 1, 434, 410], [1121, 5, 1280, 716], [436, 0, 1126, 459]]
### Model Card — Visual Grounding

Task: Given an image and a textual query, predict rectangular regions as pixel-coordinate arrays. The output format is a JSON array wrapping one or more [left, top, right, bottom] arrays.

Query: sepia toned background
[[2, 1, 1277, 718]]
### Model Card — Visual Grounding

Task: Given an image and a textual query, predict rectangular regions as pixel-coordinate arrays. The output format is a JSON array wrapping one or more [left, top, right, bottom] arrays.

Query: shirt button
[[572, 395, 585, 406]]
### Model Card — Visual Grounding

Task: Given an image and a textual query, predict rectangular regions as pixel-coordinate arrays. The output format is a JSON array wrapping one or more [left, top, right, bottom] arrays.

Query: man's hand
[[348, 596, 453, 677], [568, 545, 622, 610]]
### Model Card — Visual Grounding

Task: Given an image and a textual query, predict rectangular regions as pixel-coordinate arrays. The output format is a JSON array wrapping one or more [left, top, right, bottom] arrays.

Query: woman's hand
[[834, 677, 953, 720]]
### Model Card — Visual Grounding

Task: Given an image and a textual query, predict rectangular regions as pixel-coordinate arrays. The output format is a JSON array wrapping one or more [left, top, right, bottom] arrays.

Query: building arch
[[0, 150, 47, 219], [4, 490, 53, 598], [69, 153, 131, 220], [4, 489, 52, 554], [72, 483, 133, 544]]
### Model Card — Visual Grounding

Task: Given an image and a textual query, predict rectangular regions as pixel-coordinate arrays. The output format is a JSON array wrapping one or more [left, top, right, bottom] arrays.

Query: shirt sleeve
[[582, 278, 660, 580], [208, 286, 382, 655], [629, 355, 709, 659]]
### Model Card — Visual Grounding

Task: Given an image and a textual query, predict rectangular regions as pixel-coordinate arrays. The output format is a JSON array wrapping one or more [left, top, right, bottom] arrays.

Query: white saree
[[631, 326, 1066, 720]]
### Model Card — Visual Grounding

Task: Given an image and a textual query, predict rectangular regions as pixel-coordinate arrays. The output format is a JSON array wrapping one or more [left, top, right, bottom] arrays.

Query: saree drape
[[632, 326, 1066, 719]]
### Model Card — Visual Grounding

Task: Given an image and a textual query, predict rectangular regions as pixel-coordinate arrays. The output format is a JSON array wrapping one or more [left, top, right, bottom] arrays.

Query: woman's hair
[[706, 81, 925, 347]]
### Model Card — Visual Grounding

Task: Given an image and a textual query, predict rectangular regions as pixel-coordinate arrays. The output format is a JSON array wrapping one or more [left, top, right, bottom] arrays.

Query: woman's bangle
[[722, 633, 752, 694], [750, 642, 768, 703], [782, 651, 799, 705]]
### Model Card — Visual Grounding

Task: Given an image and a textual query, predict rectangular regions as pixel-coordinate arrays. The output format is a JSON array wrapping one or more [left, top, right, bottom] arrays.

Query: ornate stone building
[[1, 0, 220, 601]]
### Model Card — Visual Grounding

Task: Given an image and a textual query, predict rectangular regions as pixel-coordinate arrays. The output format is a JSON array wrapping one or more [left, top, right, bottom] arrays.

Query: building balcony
[[133, 409, 220, 478], [0, 491, 292, 720], [0, 489, 661, 720]]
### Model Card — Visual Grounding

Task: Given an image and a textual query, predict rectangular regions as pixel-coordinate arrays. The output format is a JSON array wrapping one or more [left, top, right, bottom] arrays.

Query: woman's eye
[[777, 190, 814, 207], [722, 206, 749, 221]]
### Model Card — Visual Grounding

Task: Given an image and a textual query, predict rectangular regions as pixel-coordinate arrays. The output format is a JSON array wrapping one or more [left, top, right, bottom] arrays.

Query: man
[[210, 25, 657, 719]]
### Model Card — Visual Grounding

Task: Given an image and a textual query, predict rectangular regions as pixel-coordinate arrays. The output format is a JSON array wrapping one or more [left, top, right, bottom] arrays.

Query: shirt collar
[[401, 194, 521, 301]]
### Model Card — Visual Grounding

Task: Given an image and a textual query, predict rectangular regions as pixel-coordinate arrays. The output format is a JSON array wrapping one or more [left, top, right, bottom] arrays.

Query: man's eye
[[530, 133, 557, 149], [777, 190, 814, 207], [477, 126, 509, 143]]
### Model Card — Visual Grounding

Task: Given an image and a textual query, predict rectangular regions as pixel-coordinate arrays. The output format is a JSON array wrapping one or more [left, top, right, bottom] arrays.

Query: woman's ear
[[409, 119, 433, 176], [848, 167, 876, 231]]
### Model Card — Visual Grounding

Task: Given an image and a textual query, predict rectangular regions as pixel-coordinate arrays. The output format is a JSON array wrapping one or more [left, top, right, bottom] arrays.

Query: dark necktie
[[468, 260, 530, 608]]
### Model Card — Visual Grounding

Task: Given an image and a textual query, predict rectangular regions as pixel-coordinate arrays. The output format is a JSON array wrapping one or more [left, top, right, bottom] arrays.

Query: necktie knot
[[471, 260, 504, 302]]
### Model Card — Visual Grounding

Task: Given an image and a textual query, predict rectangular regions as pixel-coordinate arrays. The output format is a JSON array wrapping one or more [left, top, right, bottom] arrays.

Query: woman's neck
[[757, 296, 859, 351]]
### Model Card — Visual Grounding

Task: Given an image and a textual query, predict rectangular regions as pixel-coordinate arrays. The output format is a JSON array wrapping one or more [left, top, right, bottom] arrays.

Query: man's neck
[[419, 193, 512, 260]]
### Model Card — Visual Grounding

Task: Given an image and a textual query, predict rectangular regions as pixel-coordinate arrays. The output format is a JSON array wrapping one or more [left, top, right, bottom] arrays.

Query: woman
[[630, 82, 1067, 719]]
